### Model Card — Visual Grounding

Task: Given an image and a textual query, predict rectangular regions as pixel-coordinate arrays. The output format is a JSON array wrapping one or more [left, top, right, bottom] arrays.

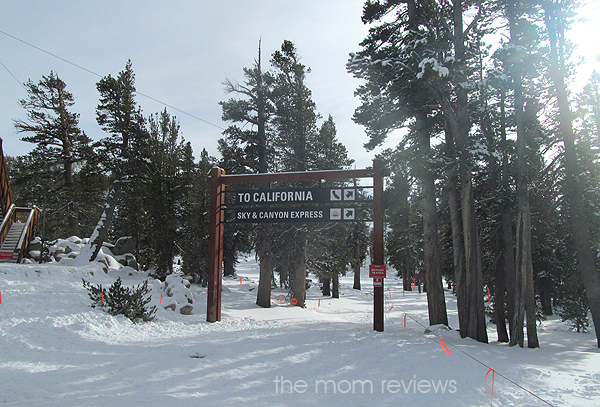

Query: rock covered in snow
[[28, 237, 44, 252], [143, 273, 197, 315], [179, 304, 193, 315], [424, 324, 452, 335], [24, 235, 142, 271], [112, 236, 137, 256], [23, 235, 198, 315]]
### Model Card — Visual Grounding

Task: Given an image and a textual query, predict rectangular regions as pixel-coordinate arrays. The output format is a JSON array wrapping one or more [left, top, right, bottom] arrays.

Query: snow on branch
[[416, 58, 449, 79]]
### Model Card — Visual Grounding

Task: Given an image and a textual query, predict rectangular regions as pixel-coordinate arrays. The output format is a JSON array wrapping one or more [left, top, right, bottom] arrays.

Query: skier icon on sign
[[344, 208, 355, 220], [330, 189, 342, 201], [330, 208, 342, 220], [344, 189, 356, 201]]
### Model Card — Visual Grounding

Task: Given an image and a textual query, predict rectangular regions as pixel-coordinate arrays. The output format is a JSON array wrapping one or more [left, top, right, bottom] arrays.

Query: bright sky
[[1, 1, 598, 170]]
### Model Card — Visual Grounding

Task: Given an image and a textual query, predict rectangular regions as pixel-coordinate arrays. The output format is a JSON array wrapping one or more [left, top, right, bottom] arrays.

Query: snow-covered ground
[[1, 254, 599, 406]]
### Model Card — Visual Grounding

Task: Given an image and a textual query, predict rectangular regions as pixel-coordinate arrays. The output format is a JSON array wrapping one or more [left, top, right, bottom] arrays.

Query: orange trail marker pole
[[240, 277, 243, 287], [439, 337, 452, 355], [403, 313, 407, 327], [160, 292, 163, 304], [486, 368, 495, 407], [280, 295, 282, 305], [101, 292, 104, 304], [487, 288, 491, 304], [318, 298, 321, 307], [0, 290, 2, 305]]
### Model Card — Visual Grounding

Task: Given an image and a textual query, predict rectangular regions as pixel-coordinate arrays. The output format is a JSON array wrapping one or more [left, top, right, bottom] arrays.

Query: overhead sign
[[229, 187, 372, 223], [329, 188, 357, 201], [230, 187, 370, 206], [369, 264, 387, 279], [235, 189, 324, 205], [234, 207, 359, 223]]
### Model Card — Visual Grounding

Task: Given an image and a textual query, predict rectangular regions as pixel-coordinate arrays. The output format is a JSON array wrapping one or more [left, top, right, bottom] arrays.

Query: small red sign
[[373, 278, 383, 288], [369, 264, 386, 279], [290, 298, 298, 306], [0, 252, 13, 260]]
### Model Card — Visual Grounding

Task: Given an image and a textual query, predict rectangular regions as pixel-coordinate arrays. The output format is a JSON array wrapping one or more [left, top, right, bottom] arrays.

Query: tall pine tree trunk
[[223, 236, 238, 277], [434, 0, 487, 343], [499, 89, 516, 342], [460, 161, 488, 343], [332, 273, 340, 299], [545, 4, 600, 347], [445, 121, 467, 335], [353, 242, 361, 290], [443, 89, 487, 342], [416, 110, 448, 326], [322, 277, 331, 296], [494, 226, 509, 342], [291, 234, 307, 307], [255, 40, 274, 308], [509, 0, 539, 348], [256, 225, 273, 307]]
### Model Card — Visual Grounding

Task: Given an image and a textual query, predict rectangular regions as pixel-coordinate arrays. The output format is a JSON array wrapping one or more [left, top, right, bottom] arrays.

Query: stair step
[[0, 222, 27, 261]]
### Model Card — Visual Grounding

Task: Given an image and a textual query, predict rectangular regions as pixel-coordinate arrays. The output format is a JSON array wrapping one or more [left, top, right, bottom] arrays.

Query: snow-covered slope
[[1, 257, 599, 406]]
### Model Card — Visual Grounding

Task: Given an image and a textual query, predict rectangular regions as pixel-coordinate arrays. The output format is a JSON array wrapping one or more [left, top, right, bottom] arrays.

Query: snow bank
[[1, 255, 599, 406]]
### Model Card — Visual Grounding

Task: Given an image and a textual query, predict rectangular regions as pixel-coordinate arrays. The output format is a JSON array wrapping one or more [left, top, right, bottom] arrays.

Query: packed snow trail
[[1, 259, 599, 406]]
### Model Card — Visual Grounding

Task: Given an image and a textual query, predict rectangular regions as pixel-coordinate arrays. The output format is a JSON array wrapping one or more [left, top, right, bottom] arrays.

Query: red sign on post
[[369, 264, 386, 279], [0, 252, 13, 260], [373, 278, 383, 287]]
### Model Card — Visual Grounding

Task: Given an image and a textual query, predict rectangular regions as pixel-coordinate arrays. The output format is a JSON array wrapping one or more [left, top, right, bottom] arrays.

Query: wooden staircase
[[0, 138, 39, 263], [0, 221, 26, 262]]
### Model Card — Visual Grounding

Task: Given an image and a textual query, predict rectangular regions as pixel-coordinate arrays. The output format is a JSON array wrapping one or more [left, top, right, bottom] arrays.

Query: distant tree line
[[9, 61, 214, 284], [9, 41, 368, 306], [218, 39, 367, 308]]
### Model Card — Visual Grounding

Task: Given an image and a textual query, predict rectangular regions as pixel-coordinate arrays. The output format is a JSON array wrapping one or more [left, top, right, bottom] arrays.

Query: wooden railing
[[0, 138, 40, 262], [0, 204, 16, 248], [0, 206, 40, 263], [16, 207, 40, 263], [0, 138, 12, 216]]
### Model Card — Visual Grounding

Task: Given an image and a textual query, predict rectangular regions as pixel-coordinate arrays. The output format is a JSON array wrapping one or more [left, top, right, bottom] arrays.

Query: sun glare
[[570, 0, 600, 90]]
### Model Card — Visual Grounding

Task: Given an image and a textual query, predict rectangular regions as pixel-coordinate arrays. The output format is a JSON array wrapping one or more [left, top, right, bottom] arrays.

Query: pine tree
[[142, 109, 186, 278], [307, 116, 356, 297], [179, 147, 214, 286], [271, 40, 320, 173], [13, 71, 96, 237], [498, 0, 541, 348], [76, 60, 145, 264], [543, 0, 600, 347], [575, 70, 600, 145], [310, 115, 352, 170], [269, 40, 321, 307], [219, 41, 276, 306], [384, 157, 419, 291], [348, 1, 453, 329]]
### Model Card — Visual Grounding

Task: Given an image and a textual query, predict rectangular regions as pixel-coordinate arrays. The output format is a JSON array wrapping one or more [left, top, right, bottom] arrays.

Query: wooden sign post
[[372, 160, 385, 332], [207, 167, 225, 323]]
